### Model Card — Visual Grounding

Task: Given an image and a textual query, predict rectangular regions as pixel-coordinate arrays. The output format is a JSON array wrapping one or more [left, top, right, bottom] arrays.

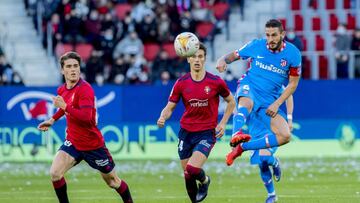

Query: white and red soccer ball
[[174, 32, 200, 57]]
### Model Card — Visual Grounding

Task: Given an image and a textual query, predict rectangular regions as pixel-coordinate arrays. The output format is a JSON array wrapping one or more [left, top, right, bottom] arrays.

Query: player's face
[[61, 58, 80, 83], [187, 49, 206, 72], [265, 27, 285, 51]]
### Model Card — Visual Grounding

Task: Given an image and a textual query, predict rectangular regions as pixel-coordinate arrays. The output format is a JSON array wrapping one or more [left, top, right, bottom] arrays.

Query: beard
[[270, 37, 283, 51]]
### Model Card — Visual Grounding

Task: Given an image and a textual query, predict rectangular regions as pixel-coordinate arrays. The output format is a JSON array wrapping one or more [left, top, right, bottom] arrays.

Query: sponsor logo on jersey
[[255, 61, 286, 75], [189, 99, 208, 107]]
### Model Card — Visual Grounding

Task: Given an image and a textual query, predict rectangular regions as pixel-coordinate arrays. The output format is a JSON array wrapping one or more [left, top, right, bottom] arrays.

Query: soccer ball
[[174, 32, 200, 57]]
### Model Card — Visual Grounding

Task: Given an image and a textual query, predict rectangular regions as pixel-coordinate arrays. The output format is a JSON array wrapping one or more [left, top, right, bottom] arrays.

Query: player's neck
[[190, 69, 206, 81], [66, 79, 80, 89]]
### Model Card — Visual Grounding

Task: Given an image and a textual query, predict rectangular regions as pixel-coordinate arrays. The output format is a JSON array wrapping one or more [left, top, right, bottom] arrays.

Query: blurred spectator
[[152, 50, 175, 81], [43, 13, 63, 50], [113, 31, 144, 60], [0, 54, 14, 85], [176, 0, 191, 15], [191, 1, 215, 22], [157, 12, 172, 42], [351, 28, 360, 78], [11, 71, 25, 85], [155, 70, 171, 86], [63, 9, 86, 44], [131, 1, 154, 24], [285, 28, 304, 51], [334, 24, 351, 78], [85, 50, 104, 83], [136, 13, 158, 43], [126, 54, 149, 84], [179, 11, 196, 33], [99, 28, 116, 63], [108, 55, 129, 84], [84, 10, 102, 43]]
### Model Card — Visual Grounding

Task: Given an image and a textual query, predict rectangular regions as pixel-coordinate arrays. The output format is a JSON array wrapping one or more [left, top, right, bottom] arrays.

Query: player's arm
[[37, 104, 65, 131], [266, 75, 300, 117], [216, 51, 241, 73], [285, 94, 294, 131], [157, 101, 177, 128], [216, 94, 235, 138]]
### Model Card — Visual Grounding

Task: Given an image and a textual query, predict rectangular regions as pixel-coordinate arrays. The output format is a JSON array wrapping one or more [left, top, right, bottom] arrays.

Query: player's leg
[[232, 82, 254, 134], [83, 146, 133, 203], [259, 149, 278, 203], [50, 143, 79, 203], [178, 129, 198, 202], [101, 170, 133, 203]]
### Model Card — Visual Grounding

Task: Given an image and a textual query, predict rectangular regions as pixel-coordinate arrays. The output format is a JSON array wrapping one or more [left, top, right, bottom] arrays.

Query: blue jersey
[[235, 39, 301, 104]]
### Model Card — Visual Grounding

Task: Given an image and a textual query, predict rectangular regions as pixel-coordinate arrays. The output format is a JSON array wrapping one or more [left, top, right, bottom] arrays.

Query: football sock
[[186, 164, 207, 183], [260, 155, 278, 166], [184, 170, 198, 202], [116, 180, 133, 203], [232, 106, 249, 133], [52, 177, 69, 203], [259, 162, 275, 195], [242, 133, 279, 151]]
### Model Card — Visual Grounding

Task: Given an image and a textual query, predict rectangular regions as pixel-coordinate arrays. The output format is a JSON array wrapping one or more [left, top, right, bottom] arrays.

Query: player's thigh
[[270, 113, 290, 137], [259, 149, 272, 156], [187, 151, 208, 168], [50, 150, 77, 179]]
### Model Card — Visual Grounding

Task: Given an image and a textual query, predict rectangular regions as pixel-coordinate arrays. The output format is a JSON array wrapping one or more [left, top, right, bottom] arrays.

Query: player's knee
[[105, 176, 119, 189], [49, 168, 63, 181], [278, 130, 291, 144], [258, 161, 268, 171]]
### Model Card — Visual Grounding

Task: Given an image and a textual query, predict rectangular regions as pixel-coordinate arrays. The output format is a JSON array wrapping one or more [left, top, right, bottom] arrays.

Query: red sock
[[52, 177, 69, 203], [116, 180, 133, 203]]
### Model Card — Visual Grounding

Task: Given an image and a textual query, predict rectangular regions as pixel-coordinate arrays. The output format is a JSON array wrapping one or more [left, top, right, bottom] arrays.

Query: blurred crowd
[[21, 0, 230, 86], [0, 46, 24, 85]]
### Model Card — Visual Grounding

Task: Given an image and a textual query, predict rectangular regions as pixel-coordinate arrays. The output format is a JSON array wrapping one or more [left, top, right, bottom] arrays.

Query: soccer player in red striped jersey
[[157, 43, 235, 202], [37, 52, 133, 203]]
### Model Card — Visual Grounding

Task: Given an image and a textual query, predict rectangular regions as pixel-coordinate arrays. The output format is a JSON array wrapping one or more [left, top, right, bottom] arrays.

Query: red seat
[[196, 22, 215, 41], [299, 35, 307, 51], [329, 13, 338, 30], [326, 0, 335, 9], [319, 55, 328, 79], [279, 18, 287, 30], [294, 14, 303, 31], [312, 17, 321, 31], [302, 57, 311, 79], [115, 4, 132, 20], [211, 2, 230, 20], [55, 43, 74, 58], [143, 43, 160, 61], [291, 0, 300, 10], [75, 43, 93, 62], [347, 14, 356, 30], [343, 0, 350, 9], [315, 35, 324, 51], [309, 0, 318, 9], [162, 43, 177, 59]]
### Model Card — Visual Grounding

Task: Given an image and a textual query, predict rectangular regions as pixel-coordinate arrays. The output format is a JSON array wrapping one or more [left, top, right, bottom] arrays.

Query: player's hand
[[216, 58, 227, 73], [215, 122, 226, 138], [266, 102, 279, 118], [37, 119, 54, 131], [288, 119, 293, 132], [52, 95, 66, 110], [157, 117, 166, 128]]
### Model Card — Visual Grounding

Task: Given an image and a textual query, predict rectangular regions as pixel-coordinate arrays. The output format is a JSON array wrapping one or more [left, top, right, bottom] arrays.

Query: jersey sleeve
[[168, 79, 181, 103], [235, 39, 258, 60], [289, 48, 302, 77], [218, 78, 231, 98]]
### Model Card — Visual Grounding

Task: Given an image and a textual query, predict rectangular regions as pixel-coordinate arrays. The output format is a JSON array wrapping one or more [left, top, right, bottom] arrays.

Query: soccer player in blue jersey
[[157, 43, 235, 202], [216, 19, 301, 165], [241, 89, 294, 203]]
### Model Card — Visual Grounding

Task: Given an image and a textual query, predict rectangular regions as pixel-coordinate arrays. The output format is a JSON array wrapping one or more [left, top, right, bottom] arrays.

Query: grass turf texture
[[0, 158, 359, 203]]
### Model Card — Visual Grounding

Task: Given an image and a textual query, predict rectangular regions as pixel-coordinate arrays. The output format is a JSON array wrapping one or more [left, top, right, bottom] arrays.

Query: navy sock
[[242, 133, 279, 151], [184, 170, 198, 202], [259, 162, 275, 195], [52, 177, 69, 203]]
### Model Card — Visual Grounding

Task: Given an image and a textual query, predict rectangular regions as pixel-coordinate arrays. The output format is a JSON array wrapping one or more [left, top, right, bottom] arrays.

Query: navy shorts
[[59, 140, 115, 174], [177, 128, 216, 160]]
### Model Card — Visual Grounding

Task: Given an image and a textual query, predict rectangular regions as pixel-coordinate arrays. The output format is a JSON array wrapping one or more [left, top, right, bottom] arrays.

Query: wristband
[[287, 114, 293, 120]]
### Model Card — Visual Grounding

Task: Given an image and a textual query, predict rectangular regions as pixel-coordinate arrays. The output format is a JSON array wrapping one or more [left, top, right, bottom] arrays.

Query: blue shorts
[[59, 140, 115, 174], [177, 128, 216, 160]]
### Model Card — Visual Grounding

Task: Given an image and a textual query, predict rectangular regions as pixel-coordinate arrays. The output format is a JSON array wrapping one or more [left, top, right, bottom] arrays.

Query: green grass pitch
[[0, 158, 359, 203]]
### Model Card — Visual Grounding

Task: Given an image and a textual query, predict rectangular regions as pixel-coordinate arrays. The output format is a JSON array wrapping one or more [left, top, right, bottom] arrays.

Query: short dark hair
[[265, 19, 284, 32], [198, 42, 207, 56], [60, 52, 81, 68]]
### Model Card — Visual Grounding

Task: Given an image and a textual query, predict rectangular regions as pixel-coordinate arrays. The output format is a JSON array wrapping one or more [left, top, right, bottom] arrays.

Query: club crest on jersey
[[204, 86, 211, 94], [280, 59, 287, 67]]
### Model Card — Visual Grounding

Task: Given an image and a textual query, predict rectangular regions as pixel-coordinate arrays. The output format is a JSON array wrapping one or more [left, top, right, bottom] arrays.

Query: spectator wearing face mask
[[351, 28, 360, 78], [285, 28, 303, 51]]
